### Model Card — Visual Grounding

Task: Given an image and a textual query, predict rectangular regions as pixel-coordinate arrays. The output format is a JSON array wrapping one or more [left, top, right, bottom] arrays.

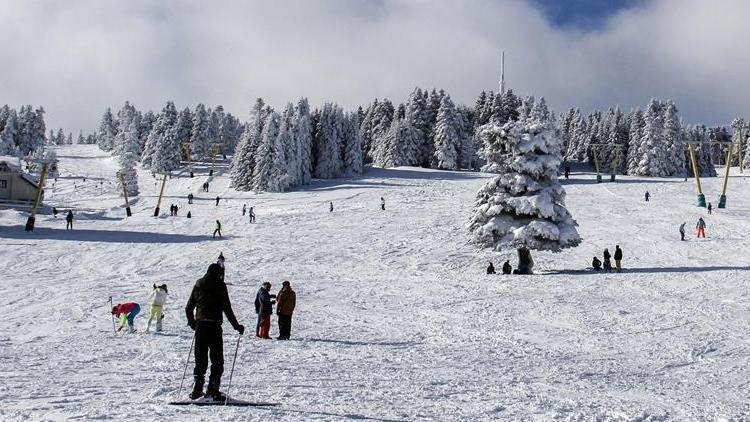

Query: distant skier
[[502, 260, 512, 275], [592, 256, 602, 271], [513, 247, 534, 275], [174, 204, 179, 216], [187, 211, 192, 219], [146, 284, 168, 332], [52, 207, 58, 218], [185, 263, 245, 401], [707, 203, 713, 215], [242, 204, 247, 216], [380, 197, 385, 211], [486, 261, 495, 274], [276, 281, 296, 340], [188, 193, 194, 204], [169, 204, 175, 216], [248, 207, 255, 223], [215, 196, 220, 206], [644, 191, 650, 202], [564, 165, 570, 179], [696, 217, 706, 238], [254, 282, 276, 339], [65, 210, 74, 230], [112, 302, 141, 333], [329, 202, 334, 212], [603, 248, 612, 272], [679, 222, 686, 241], [213, 220, 222, 238], [614, 245, 623, 272]]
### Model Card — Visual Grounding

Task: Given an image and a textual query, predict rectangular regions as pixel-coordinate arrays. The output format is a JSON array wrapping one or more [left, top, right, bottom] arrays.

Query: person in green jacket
[[212, 220, 222, 238]]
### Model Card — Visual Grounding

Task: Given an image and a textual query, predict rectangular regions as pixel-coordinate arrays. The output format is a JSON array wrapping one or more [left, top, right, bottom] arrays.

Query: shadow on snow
[[544, 266, 750, 275], [0, 226, 215, 244]]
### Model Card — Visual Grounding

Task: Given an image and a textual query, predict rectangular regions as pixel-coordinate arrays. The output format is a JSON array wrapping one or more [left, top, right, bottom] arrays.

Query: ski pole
[[225, 335, 242, 404], [109, 296, 116, 335], [176, 329, 196, 400]]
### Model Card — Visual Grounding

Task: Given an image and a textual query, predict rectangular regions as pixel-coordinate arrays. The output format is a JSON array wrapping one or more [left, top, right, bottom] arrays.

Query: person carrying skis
[[592, 256, 602, 271], [603, 248, 612, 272], [644, 191, 650, 202], [679, 222, 686, 241], [696, 217, 706, 238], [248, 207, 255, 223], [213, 220, 222, 238], [614, 245, 623, 272], [112, 302, 141, 333], [185, 263, 245, 401], [254, 282, 276, 339], [486, 261, 495, 274], [707, 203, 713, 215], [65, 210, 74, 230], [502, 260, 512, 275], [146, 284, 168, 332], [276, 281, 296, 340]]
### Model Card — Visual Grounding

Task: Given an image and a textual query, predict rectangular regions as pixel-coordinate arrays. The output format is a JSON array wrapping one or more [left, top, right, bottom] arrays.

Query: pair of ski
[[169, 397, 278, 407]]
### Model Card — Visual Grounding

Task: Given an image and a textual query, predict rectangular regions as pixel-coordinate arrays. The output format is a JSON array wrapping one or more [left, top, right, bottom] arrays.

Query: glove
[[236, 324, 245, 335], [188, 321, 196, 330]]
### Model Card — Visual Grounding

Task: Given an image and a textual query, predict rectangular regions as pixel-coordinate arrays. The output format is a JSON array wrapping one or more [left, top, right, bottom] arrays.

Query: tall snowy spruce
[[191, 104, 211, 161], [468, 118, 580, 271], [293, 98, 313, 185], [432, 95, 461, 170], [252, 112, 286, 192], [342, 112, 363, 175], [116, 121, 140, 197], [97, 108, 117, 151], [231, 99, 266, 190], [313, 103, 344, 179]]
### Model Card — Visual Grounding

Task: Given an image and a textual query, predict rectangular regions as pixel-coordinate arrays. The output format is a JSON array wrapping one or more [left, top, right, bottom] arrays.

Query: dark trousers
[[680, 231, 685, 241], [194, 322, 224, 386], [213, 229, 222, 238], [256, 313, 262, 337], [278, 314, 292, 339], [66, 221, 73, 229]]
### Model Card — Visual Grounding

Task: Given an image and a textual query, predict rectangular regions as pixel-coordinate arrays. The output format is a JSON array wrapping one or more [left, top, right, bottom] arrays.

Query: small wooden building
[[0, 156, 42, 203]]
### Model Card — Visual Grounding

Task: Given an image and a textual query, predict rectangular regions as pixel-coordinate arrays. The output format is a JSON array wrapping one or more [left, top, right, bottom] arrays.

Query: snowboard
[[169, 397, 279, 407]]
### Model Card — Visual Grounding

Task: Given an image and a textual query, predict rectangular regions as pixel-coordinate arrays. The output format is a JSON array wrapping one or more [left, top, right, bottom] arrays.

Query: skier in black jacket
[[185, 263, 245, 401], [254, 282, 276, 339]]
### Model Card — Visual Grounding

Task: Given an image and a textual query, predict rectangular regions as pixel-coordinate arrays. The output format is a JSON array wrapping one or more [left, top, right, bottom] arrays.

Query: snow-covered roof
[[0, 155, 22, 172]]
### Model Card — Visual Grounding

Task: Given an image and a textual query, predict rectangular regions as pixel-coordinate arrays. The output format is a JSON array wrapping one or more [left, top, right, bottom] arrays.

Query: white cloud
[[0, 0, 747, 133]]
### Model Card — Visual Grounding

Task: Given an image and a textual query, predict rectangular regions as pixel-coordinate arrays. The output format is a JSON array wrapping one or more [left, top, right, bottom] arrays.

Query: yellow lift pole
[[687, 144, 706, 207], [718, 144, 733, 208], [24, 162, 49, 231], [153, 173, 168, 217]]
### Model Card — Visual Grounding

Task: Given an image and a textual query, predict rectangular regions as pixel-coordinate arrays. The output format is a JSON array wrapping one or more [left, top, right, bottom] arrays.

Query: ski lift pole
[[118, 172, 132, 217], [153, 173, 168, 217], [718, 144, 733, 208], [592, 145, 602, 183], [25, 162, 49, 232], [687, 144, 706, 207], [183, 143, 194, 178]]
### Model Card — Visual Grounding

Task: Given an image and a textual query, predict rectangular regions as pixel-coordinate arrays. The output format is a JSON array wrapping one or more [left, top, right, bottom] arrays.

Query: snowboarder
[[603, 248, 612, 272], [213, 220, 222, 238], [215, 196, 220, 206], [696, 217, 706, 238], [592, 256, 602, 271], [644, 191, 650, 202], [486, 261, 495, 274], [112, 302, 141, 333], [254, 282, 275, 339], [65, 210, 74, 230], [329, 202, 334, 212], [188, 193, 194, 204], [707, 203, 713, 215], [380, 197, 385, 211], [248, 207, 255, 223], [513, 247, 534, 275], [242, 204, 246, 216], [185, 263, 245, 401], [564, 165, 570, 179], [614, 245, 623, 272], [276, 281, 296, 340], [679, 222, 686, 241], [146, 284, 168, 332], [502, 260, 512, 275]]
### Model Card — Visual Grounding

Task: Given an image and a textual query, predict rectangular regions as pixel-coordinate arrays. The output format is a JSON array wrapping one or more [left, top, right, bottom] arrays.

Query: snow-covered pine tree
[[252, 111, 284, 191], [138, 111, 156, 155], [97, 107, 117, 151], [175, 107, 193, 160], [279, 103, 299, 186], [116, 121, 140, 197], [406, 87, 430, 166], [66, 133, 73, 145], [662, 101, 685, 176], [625, 108, 645, 175], [190, 104, 211, 161], [231, 99, 267, 190], [313, 103, 344, 179], [358, 99, 378, 163], [456, 105, 476, 170], [56, 128, 65, 146], [342, 111, 363, 175], [730, 118, 745, 167], [77, 132, 85, 145], [432, 95, 461, 170], [293, 98, 314, 185], [468, 117, 581, 267], [0, 112, 18, 155], [634, 99, 668, 176], [113, 102, 138, 157]]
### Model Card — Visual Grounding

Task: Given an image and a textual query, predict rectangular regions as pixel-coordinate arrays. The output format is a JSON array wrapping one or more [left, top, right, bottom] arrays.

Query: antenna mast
[[499, 51, 506, 94]]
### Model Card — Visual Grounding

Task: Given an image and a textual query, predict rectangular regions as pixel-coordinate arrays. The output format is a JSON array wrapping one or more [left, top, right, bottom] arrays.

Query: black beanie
[[207, 263, 223, 280]]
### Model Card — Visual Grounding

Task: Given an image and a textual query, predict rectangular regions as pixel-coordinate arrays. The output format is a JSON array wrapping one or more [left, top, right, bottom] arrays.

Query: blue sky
[[529, 0, 649, 30]]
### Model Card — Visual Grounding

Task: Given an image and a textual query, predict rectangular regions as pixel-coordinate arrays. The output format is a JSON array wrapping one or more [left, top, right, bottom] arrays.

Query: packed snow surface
[[1, 145, 749, 421]]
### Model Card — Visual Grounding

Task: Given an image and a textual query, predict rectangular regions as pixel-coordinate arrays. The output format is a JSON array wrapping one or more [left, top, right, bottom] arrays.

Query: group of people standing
[[592, 245, 623, 272]]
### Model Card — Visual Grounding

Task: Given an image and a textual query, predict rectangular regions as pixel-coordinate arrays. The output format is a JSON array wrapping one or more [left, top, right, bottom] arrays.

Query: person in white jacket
[[146, 284, 168, 332]]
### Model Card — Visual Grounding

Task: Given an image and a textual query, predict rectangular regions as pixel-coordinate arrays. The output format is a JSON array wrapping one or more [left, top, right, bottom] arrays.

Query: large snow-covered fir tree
[[342, 111, 363, 175], [190, 104, 211, 161], [278, 103, 298, 188], [633, 99, 668, 176], [231, 99, 267, 190], [468, 117, 580, 267], [293, 98, 313, 185], [313, 103, 344, 179], [116, 121, 140, 197], [252, 111, 285, 191], [97, 108, 117, 152], [662, 101, 685, 176], [175, 107, 193, 159], [432, 95, 461, 170]]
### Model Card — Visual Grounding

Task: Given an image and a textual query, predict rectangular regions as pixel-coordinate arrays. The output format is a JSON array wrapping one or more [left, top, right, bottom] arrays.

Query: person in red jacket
[[112, 302, 141, 333]]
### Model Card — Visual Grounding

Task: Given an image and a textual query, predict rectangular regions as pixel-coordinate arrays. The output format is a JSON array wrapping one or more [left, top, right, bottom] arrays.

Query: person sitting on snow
[[486, 261, 495, 274], [146, 284, 168, 332], [592, 256, 602, 271], [112, 302, 141, 333], [502, 260, 512, 275]]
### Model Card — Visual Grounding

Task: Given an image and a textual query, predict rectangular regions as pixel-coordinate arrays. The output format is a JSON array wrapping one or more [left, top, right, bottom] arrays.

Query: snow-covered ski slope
[[2, 145, 749, 421]]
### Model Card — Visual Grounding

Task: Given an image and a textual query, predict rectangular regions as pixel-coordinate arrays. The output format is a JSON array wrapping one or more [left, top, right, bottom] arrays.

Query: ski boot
[[189, 377, 205, 400], [206, 382, 227, 402]]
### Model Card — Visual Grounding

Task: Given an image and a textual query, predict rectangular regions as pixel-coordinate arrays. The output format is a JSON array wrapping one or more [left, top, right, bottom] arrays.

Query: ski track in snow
[[1, 145, 750, 421]]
